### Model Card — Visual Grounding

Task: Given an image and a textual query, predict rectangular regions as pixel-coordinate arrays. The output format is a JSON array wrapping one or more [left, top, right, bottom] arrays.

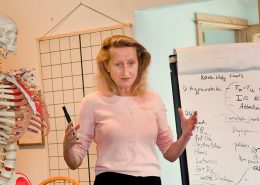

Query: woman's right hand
[[63, 122, 81, 147], [63, 122, 83, 170]]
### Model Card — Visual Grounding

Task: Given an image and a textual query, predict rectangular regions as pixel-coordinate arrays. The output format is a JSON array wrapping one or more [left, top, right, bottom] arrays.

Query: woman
[[63, 35, 197, 185]]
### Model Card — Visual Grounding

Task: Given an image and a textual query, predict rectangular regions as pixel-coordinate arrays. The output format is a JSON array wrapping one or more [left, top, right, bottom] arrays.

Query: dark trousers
[[94, 172, 162, 185]]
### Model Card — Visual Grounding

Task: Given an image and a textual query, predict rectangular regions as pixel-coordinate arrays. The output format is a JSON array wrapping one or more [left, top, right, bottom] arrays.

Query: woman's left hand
[[178, 108, 197, 137]]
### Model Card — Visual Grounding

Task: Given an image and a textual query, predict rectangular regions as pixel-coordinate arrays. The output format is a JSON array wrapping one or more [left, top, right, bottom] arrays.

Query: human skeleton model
[[0, 16, 17, 60], [0, 16, 50, 185]]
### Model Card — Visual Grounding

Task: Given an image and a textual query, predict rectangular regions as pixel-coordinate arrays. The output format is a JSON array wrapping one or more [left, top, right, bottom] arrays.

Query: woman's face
[[107, 47, 138, 96]]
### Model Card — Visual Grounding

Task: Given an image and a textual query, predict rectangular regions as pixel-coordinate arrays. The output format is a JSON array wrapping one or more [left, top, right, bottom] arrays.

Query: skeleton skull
[[0, 15, 18, 59]]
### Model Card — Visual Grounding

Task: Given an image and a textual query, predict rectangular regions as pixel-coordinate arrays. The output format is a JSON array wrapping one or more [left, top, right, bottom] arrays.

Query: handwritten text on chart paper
[[180, 71, 260, 185]]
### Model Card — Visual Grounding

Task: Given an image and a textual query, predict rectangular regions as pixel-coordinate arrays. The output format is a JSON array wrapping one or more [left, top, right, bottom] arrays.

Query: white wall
[[134, 0, 258, 185]]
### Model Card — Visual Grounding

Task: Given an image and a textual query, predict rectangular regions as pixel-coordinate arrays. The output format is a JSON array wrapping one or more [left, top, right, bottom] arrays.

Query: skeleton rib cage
[[0, 70, 49, 184]]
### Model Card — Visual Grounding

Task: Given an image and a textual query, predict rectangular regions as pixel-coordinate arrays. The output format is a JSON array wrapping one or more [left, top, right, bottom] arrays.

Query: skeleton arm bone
[[5, 75, 36, 114]]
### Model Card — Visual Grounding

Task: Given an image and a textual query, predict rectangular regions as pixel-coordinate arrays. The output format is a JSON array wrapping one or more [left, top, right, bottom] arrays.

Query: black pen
[[62, 106, 78, 140]]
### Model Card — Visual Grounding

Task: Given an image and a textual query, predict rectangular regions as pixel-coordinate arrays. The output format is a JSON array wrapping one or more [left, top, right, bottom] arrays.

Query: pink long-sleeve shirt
[[75, 91, 174, 177]]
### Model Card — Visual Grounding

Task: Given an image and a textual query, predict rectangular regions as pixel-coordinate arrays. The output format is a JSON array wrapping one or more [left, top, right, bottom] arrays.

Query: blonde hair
[[96, 35, 151, 96]]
